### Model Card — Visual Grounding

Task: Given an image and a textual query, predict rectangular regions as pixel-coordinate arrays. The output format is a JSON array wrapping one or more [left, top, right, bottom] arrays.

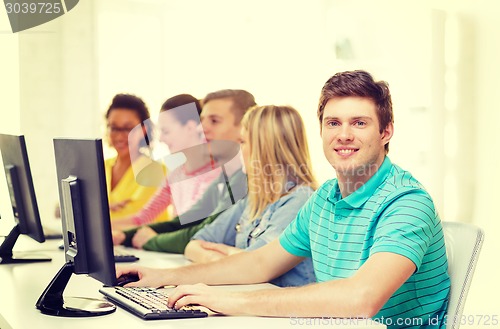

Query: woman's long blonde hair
[[242, 105, 318, 221]]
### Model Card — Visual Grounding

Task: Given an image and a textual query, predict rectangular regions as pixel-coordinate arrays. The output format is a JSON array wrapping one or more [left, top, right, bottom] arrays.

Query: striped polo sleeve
[[279, 189, 320, 258], [370, 188, 438, 270]]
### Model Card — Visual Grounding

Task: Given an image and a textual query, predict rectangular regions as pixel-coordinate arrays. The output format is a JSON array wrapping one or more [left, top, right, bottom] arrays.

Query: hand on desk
[[132, 226, 157, 248], [116, 264, 245, 316], [167, 283, 244, 316], [199, 241, 243, 257], [112, 230, 126, 245], [185, 240, 244, 263], [111, 226, 157, 249], [116, 265, 169, 288]]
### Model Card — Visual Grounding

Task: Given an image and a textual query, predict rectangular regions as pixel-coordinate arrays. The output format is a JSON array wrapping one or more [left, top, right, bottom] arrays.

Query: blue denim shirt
[[192, 185, 316, 287]]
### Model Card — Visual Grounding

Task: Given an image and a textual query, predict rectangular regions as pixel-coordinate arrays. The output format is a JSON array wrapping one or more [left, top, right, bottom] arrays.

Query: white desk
[[0, 234, 385, 329]]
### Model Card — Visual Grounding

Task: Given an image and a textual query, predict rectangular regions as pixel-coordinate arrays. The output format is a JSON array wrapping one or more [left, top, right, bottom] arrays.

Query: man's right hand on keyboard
[[116, 265, 174, 288]]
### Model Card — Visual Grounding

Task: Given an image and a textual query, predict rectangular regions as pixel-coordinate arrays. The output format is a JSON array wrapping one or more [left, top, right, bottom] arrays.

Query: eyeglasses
[[107, 125, 135, 135]]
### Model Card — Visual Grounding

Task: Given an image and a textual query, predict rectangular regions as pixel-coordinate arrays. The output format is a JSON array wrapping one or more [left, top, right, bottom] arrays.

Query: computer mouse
[[116, 273, 140, 287]]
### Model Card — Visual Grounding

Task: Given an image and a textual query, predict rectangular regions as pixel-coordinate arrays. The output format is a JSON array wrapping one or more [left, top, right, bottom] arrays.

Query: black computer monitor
[[36, 138, 117, 317], [0, 134, 51, 264]]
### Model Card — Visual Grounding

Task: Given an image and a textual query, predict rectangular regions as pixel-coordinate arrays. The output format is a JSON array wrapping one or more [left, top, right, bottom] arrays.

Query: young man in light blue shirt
[[118, 70, 450, 328]]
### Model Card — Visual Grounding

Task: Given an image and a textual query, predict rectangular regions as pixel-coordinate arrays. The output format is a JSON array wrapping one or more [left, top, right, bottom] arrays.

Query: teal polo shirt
[[280, 157, 450, 328]]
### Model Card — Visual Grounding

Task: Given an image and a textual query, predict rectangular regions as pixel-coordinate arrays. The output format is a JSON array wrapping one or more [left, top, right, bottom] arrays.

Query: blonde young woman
[[184, 105, 318, 287]]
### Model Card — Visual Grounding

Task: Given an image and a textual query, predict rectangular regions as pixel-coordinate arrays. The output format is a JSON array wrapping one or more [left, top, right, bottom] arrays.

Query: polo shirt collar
[[328, 156, 393, 208]]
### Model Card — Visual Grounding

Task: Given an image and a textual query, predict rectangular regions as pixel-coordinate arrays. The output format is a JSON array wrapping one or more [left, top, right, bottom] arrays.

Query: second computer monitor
[[36, 138, 117, 317], [54, 138, 116, 283], [0, 134, 50, 264], [0, 134, 44, 241]]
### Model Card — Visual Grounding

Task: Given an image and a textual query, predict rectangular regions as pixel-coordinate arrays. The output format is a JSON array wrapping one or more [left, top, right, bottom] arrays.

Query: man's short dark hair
[[203, 89, 256, 124], [318, 70, 394, 152]]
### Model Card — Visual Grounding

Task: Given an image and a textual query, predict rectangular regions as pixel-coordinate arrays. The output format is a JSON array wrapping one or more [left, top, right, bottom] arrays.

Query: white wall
[[93, 0, 333, 172], [15, 1, 99, 221], [451, 1, 500, 323], [0, 9, 20, 224]]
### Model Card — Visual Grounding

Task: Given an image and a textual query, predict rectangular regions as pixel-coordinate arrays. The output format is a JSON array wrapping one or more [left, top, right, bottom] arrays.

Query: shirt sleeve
[[122, 216, 183, 247], [246, 188, 312, 252], [142, 213, 221, 253], [370, 189, 439, 270], [131, 184, 172, 225], [131, 170, 222, 226], [122, 176, 225, 248], [279, 190, 316, 258], [191, 198, 247, 245]]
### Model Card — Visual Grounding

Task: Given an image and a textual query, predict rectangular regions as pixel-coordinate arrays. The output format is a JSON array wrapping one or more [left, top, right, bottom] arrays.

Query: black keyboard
[[113, 249, 139, 263], [99, 286, 208, 320]]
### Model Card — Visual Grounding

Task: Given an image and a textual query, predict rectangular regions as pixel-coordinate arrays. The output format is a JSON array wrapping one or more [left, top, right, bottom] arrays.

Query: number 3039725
[[5, 2, 62, 14]]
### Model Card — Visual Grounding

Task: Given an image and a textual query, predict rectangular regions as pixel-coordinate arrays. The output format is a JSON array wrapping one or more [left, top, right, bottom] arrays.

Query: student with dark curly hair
[[104, 93, 168, 223]]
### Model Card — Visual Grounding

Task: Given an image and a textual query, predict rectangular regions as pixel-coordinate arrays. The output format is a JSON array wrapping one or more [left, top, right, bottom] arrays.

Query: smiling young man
[[117, 71, 450, 328]]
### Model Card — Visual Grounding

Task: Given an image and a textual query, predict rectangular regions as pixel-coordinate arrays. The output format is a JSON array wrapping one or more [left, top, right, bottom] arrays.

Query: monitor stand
[[36, 262, 116, 317], [0, 224, 51, 264]]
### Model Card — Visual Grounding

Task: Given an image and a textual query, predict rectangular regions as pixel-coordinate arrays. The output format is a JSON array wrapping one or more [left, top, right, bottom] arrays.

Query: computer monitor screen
[[0, 133, 50, 264], [36, 138, 116, 317]]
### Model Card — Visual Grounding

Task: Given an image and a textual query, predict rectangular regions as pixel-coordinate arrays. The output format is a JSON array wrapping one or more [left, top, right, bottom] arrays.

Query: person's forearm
[[184, 240, 223, 263], [143, 216, 215, 253], [131, 185, 172, 226], [236, 278, 376, 318], [166, 247, 278, 286]]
